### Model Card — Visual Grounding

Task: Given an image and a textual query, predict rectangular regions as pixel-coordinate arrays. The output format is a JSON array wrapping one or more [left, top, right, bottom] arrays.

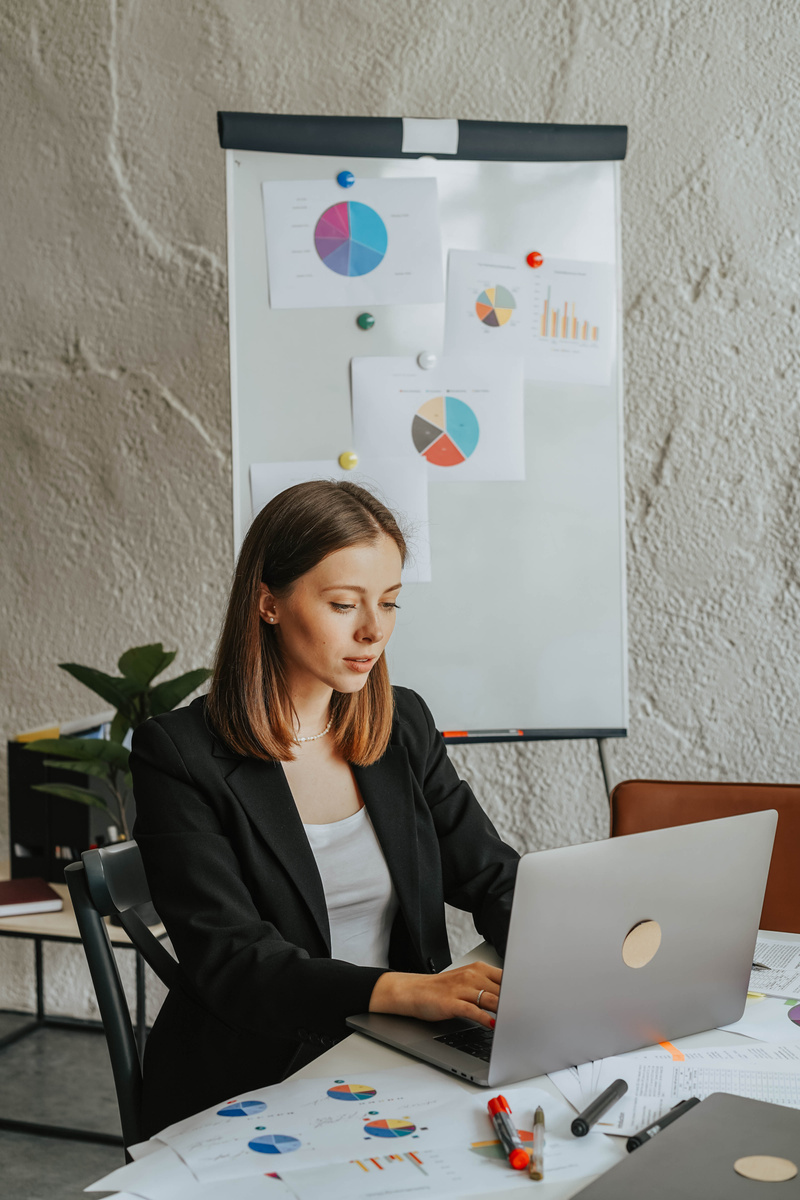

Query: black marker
[[571, 1078, 628, 1137], [626, 1096, 701, 1152]]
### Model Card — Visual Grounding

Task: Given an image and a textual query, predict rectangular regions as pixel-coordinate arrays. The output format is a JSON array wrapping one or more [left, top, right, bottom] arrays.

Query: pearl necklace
[[295, 716, 333, 744]]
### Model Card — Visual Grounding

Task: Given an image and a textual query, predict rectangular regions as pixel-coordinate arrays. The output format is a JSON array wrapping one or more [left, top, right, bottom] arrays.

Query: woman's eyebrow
[[321, 583, 402, 593]]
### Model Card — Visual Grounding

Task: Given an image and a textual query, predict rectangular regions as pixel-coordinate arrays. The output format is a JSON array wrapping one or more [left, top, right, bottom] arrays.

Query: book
[[0, 877, 63, 917]]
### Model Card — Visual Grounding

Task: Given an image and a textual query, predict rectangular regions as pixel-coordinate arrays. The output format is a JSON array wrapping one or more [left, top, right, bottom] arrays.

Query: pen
[[752, 962, 770, 971], [529, 1105, 545, 1181], [571, 1077, 628, 1137], [487, 1095, 530, 1171], [626, 1096, 701, 1151]]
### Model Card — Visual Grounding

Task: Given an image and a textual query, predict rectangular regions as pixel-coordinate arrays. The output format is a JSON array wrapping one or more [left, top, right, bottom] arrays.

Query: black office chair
[[65, 841, 179, 1153]]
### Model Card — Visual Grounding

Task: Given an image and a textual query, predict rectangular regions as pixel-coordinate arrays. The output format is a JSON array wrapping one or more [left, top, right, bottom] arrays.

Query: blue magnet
[[337, 170, 355, 188]]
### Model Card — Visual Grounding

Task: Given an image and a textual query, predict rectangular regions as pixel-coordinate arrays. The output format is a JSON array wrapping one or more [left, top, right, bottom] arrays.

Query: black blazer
[[130, 687, 519, 1136]]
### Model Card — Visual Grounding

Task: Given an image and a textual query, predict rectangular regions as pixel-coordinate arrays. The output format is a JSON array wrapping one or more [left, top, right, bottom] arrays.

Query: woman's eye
[[330, 602, 356, 612], [381, 602, 400, 610]]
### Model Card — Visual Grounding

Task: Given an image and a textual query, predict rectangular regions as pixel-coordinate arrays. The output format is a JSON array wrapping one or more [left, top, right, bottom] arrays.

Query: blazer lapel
[[211, 739, 331, 953], [353, 744, 422, 958]]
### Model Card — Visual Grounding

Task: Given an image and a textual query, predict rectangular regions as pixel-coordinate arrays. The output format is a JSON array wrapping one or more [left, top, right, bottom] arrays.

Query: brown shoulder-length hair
[[207, 480, 407, 766]]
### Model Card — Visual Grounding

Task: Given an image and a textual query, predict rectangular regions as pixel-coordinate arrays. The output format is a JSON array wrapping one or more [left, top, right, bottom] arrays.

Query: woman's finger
[[475, 990, 499, 1013], [460, 1001, 495, 1029]]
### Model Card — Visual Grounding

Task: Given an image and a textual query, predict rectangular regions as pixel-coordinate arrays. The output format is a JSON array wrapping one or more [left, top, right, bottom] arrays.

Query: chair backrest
[[609, 779, 800, 933], [65, 840, 178, 1152]]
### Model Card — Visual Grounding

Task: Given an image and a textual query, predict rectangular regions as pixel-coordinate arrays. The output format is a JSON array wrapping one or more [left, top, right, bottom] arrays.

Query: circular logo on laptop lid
[[622, 919, 662, 968], [734, 1156, 797, 1182]]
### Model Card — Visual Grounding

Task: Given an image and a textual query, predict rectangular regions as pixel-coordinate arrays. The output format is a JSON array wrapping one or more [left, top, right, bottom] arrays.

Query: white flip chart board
[[220, 114, 628, 740]]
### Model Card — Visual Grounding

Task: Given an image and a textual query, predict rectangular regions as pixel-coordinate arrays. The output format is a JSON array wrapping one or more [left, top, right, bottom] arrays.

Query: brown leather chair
[[609, 780, 800, 934]]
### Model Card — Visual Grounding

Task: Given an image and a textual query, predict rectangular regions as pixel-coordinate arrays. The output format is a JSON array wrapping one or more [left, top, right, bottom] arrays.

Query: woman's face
[[260, 536, 403, 697]]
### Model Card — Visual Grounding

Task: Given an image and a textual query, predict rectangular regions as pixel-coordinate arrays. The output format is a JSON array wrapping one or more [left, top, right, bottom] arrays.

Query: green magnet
[[356, 312, 375, 330]]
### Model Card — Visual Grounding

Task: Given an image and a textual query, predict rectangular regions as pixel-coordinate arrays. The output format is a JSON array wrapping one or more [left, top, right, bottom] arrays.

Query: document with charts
[[551, 1042, 800, 1137], [262, 178, 444, 309], [444, 250, 615, 387]]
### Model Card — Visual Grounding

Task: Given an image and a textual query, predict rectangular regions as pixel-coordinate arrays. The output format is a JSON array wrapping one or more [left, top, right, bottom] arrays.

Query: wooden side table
[[0, 868, 167, 1146]]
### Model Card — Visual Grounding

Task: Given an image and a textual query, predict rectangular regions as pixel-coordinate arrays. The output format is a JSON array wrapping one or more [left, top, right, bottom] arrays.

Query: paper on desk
[[582, 1042, 800, 1136], [127, 1137, 167, 1160], [85, 1143, 197, 1195], [277, 1085, 622, 1200], [750, 937, 800, 998], [719, 993, 800, 1042], [86, 1145, 294, 1199], [156, 1068, 464, 1183], [94, 1183, 291, 1200]]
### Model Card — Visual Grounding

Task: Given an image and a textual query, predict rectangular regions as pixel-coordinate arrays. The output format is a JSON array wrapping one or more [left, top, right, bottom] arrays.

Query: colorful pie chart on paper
[[789, 1003, 800, 1026], [314, 202, 388, 277], [248, 1133, 302, 1154], [364, 1118, 417, 1138], [218, 1100, 267, 1117], [411, 395, 480, 467], [327, 1084, 377, 1101], [475, 285, 516, 327]]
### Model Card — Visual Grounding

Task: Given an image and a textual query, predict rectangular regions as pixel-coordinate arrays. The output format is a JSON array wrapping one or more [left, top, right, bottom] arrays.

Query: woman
[[131, 480, 519, 1136]]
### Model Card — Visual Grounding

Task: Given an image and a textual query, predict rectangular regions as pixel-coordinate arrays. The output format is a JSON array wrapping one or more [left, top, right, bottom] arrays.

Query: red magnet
[[526, 251, 544, 268]]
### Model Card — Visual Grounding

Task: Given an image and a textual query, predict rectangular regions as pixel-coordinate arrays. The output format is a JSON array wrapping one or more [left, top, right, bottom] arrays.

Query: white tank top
[[303, 807, 398, 968]]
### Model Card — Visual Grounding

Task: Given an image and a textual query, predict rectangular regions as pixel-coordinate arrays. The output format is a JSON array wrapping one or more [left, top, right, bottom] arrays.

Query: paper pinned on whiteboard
[[352, 355, 525, 484], [401, 117, 459, 156], [444, 249, 616, 387], [262, 178, 444, 309], [250, 457, 431, 584]]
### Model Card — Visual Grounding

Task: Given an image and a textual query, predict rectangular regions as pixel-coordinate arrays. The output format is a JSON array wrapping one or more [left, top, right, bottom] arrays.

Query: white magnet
[[417, 351, 437, 370]]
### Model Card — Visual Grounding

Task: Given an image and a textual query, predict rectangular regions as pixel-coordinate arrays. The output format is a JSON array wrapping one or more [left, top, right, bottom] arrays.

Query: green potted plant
[[25, 643, 211, 842]]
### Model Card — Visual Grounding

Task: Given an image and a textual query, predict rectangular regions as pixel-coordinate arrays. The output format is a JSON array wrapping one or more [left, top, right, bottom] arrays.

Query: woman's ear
[[258, 583, 279, 624]]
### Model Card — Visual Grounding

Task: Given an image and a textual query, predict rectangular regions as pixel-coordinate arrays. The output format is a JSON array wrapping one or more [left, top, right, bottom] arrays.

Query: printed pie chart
[[327, 1084, 377, 1101], [364, 1118, 417, 1138], [314, 202, 387, 277], [248, 1133, 302, 1154], [411, 395, 480, 467], [789, 1003, 800, 1026], [218, 1100, 266, 1117], [476, 285, 516, 327]]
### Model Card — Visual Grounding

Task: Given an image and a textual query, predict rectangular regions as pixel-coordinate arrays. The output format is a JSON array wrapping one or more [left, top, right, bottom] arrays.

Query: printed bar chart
[[540, 287, 598, 342]]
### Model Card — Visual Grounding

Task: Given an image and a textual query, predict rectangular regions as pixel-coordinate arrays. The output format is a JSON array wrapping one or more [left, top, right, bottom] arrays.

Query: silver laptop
[[347, 810, 777, 1087]]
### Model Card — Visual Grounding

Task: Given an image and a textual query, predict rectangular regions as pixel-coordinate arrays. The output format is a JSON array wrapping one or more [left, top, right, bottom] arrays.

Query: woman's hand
[[368, 962, 502, 1030]]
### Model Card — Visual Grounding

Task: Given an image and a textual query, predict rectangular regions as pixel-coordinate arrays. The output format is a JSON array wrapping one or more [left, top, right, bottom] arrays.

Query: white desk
[[287, 930, 800, 1200]]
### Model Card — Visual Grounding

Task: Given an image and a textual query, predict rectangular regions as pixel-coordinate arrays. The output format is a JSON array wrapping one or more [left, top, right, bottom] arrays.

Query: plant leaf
[[24, 737, 130, 771], [117, 644, 177, 686], [148, 668, 212, 716], [109, 710, 130, 744], [58, 663, 139, 715], [31, 782, 115, 815], [42, 758, 113, 780]]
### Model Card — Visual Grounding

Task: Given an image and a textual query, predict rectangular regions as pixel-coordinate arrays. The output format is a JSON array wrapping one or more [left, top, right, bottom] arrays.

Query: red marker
[[487, 1095, 530, 1171]]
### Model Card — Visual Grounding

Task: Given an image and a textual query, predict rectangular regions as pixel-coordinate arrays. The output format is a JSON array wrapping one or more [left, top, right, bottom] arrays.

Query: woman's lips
[[344, 657, 375, 674]]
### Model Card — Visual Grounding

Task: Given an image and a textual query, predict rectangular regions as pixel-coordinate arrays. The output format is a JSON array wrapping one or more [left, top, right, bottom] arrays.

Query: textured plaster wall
[[2, 1, 799, 1017]]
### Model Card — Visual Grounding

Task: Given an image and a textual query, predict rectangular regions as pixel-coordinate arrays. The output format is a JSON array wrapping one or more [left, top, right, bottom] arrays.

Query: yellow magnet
[[338, 451, 358, 470]]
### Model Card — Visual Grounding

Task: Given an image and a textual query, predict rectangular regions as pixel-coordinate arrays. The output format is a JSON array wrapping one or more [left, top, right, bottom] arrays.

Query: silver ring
[[476, 989, 485, 1009]]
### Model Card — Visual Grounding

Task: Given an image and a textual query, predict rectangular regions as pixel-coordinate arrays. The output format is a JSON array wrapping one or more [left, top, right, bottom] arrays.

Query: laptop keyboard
[[434, 1025, 494, 1062]]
